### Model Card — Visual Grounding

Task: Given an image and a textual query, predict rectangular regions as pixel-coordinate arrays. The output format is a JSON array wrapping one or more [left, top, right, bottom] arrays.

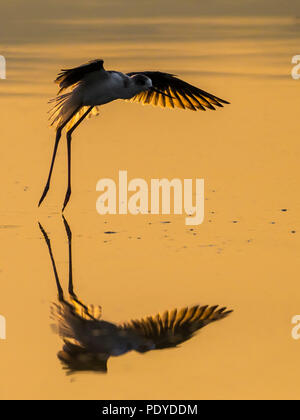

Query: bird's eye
[[136, 344, 149, 353], [135, 76, 147, 86]]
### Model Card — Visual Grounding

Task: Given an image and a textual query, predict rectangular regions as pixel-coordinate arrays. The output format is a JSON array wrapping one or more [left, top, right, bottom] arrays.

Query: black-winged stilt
[[38, 59, 230, 211]]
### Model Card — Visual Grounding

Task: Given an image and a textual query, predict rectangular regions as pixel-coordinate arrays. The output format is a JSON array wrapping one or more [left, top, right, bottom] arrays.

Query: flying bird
[[39, 217, 233, 374], [38, 59, 230, 211]]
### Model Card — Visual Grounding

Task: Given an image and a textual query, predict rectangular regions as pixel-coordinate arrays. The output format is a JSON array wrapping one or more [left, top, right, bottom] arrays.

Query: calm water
[[0, 2, 300, 399]]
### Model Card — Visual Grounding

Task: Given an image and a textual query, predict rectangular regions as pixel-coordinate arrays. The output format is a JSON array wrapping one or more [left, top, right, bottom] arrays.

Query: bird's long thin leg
[[38, 106, 82, 207], [38, 222, 64, 302], [62, 106, 94, 212], [62, 215, 96, 320], [38, 128, 62, 207]]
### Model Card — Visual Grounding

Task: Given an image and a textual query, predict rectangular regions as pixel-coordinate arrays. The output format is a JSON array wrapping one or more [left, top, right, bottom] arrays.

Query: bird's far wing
[[126, 71, 230, 111], [121, 305, 233, 350], [55, 59, 105, 94]]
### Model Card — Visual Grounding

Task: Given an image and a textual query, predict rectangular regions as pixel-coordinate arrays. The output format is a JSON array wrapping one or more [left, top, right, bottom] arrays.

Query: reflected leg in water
[[62, 215, 98, 320], [39, 218, 107, 374], [38, 222, 64, 302]]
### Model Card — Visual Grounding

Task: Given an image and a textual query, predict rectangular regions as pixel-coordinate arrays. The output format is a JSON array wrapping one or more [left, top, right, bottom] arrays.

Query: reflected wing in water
[[121, 305, 233, 352]]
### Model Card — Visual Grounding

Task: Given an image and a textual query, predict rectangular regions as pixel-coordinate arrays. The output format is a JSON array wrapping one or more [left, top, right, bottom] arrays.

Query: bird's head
[[57, 339, 108, 374], [135, 342, 155, 353], [130, 74, 175, 99], [131, 74, 152, 92], [132, 336, 155, 353]]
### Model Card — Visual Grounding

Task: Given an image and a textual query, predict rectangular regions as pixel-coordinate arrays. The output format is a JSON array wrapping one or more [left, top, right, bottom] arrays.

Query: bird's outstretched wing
[[55, 59, 105, 94], [126, 71, 229, 111], [121, 305, 233, 350]]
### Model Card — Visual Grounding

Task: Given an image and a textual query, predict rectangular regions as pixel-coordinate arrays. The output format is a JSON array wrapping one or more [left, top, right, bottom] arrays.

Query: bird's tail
[[48, 92, 100, 131]]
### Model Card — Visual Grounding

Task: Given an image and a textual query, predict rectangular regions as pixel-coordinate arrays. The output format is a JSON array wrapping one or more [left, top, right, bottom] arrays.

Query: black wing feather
[[55, 59, 105, 94], [127, 71, 229, 111]]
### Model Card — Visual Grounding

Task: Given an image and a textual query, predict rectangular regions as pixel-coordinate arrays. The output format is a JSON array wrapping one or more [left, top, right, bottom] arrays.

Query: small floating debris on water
[[198, 244, 216, 248], [280, 209, 288, 212], [0, 225, 20, 229], [232, 220, 238, 223], [104, 231, 117, 234], [160, 221, 171, 224], [270, 221, 276, 224], [291, 230, 296, 234]]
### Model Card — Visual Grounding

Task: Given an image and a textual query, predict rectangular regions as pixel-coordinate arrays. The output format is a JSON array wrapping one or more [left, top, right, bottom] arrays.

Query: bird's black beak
[[150, 87, 174, 99]]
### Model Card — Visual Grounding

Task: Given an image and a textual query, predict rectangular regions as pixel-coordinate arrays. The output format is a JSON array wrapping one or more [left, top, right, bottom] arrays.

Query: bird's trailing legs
[[62, 106, 94, 212], [38, 105, 94, 210], [38, 106, 82, 208]]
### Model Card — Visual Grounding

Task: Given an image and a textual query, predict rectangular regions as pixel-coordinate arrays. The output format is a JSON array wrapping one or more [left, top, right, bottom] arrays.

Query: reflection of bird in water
[[39, 217, 233, 374], [38, 59, 230, 211]]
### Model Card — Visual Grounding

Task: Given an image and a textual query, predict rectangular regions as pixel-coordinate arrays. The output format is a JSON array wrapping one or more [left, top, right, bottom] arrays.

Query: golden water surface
[[0, 1, 300, 399]]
